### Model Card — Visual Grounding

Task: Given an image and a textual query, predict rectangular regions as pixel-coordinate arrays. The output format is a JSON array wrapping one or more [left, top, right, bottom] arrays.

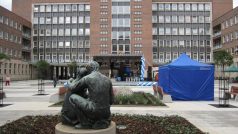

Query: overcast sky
[[0, 0, 238, 11]]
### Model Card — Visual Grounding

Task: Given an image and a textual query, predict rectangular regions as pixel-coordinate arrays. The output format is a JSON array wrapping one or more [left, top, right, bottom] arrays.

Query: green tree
[[214, 50, 233, 77], [35, 60, 50, 79], [0, 53, 10, 61], [68, 61, 77, 78]]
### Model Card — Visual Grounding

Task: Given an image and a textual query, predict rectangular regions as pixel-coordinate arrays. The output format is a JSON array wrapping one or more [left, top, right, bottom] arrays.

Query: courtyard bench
[[230, 86, 238, 100]]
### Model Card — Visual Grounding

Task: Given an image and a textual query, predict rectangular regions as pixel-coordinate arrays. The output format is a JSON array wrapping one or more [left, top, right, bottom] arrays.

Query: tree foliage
[[0, 53, 10, 60], [68, 61, 77, 78], [35, 60, 50, 79], [214, 50, 233, 77]]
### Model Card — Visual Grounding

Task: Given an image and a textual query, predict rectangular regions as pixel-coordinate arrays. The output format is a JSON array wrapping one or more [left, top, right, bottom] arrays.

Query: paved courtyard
[[0, 80, 238, 134]]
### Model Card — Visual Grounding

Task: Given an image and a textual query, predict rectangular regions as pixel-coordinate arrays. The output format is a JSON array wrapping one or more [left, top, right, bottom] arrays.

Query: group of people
[[61, 61, 114, 129]]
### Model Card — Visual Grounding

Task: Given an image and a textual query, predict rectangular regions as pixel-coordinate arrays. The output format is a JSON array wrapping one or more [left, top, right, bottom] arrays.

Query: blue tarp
[[159, 53, 214, 101]]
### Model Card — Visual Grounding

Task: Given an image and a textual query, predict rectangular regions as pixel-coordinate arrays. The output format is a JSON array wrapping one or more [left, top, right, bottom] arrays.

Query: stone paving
[[0, 80, 238, 134]]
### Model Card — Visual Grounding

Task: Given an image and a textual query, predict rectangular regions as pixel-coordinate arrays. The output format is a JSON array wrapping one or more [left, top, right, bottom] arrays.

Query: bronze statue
[[61, 61, 114, 129]]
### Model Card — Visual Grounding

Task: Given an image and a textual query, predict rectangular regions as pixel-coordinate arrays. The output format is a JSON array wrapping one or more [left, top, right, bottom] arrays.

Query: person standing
[[5, 75, 10, 86], [53, 77, 58, 88]]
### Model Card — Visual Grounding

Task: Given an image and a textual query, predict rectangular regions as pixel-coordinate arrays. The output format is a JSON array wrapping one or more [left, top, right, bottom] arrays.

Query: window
[[192, 28, 198, 35], [152, 4, 157, 11], [33, 18, 38, 24], [198, 4, 204, 11], [185, 28, 191, 35], [46, 17, 51, 24], [185, 16, 191, 23], [192, 16, 198, 23], [72, 16, 77, 23], [172, 4, 177, 11], [165, 28, 171, 35], [52, 29, 57, 36], [59, 5, 64, 12], [199, 16, 204, 23], [53, 5, 58, 12], [53, 17, 58, 24], [178, 4, 184, 11], [158, 4, 164, 11], [172, 28, 178, 35], [85, 5, 90, 11], [152, 28, 157, 35], [0, 15, 3, 23], [65, 17, 71, 24], [46, 29, 51, 36], [205, 16, 210, 23], [40, 5, 45, 12], [85, 29, 90, 35], [65, 29, 70, 36], [179, 28, 184, 35], [65, 42, 70, 47], [178, 16, 184, 23], [46, 5, 51, 12], [0, 31, 3, 39], [185, 4, 190, 11], [72, 29, 77, 36], [199, 28, 204, 35], [85, 16, 90, 23], [165, 16, 171, 23], [79, 28, 84, 35], [165, 4, 170, 11], [152, 16, 157, 23], [192, 4, 197, 11], [59, 17, 64, 24], [59, 29, 64, 36], [79, 16, 84, 23], [72, 5, 77, 11], [158, 16, 164, 23], [65, 5, 71, 12], [34, 6, 39, 12], [159, 28, 164, 35], [205, 4, 210, 11], [172, 16, 177, 23]]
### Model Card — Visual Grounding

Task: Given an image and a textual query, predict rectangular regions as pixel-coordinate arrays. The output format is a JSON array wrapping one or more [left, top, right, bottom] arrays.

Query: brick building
[[0, 6, 32, 80], [213, 6, 238, 78], [11, 0, 233, 80]]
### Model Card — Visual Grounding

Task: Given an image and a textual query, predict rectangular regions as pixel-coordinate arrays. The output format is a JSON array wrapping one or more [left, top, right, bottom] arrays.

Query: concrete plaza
[[0, 80, 238, 134]]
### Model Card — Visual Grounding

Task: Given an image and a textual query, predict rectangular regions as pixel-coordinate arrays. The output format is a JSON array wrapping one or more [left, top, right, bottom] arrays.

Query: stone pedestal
[[55, 121, 116, 134]]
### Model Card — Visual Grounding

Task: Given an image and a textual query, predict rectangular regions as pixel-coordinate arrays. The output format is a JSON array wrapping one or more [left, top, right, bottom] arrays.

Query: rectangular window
[[185, 16, 191, 23], [178, 4, 184, 11], [65, 29, 70, 36], [152, 4, 157, 11], [79, 16, 84, 23], [159, 16, 164, 23], [158, 4, 164, 11], [198, 4, 204, 11], [172, 4, 177, 11], [165, 16, 171, 23], [159, 28, 164, 35], [59, 17, 64, 24], [185, 28, 191, 35], [59, 5, 64, 12], [46, 5, 51, 12], [53, 5, 58, 12], [192, 4, 197, 11], [172, 28, 178, 35], [185, 4, 190, 11], [65, 17, 71, 24], [53, 17, 58, 24], [179, 16, 184, 23]]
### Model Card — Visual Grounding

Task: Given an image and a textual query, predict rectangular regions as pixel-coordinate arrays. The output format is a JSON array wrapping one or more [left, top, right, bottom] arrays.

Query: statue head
[[86, 61, 100, 72]]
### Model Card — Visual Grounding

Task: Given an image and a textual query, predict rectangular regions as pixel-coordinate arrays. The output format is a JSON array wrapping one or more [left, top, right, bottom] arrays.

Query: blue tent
[[159, 54, 214, 101]]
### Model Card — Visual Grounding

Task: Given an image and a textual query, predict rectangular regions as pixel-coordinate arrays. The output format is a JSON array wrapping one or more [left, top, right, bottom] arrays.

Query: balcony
[[213, 31, 221, 38], [22, 46, 31, 51], [213, 44, 222, 50], [22, 33, 31, 39]]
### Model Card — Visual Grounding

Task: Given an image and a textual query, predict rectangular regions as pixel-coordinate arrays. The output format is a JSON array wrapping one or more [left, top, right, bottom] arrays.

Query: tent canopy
[[159, 53, 214, 101]]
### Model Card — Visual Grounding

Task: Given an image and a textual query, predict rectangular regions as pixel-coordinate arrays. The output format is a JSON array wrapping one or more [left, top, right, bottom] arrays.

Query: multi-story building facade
[[213, 6, 238, 77], [0, 6, 32, 80], [11, 0, 233, 80]]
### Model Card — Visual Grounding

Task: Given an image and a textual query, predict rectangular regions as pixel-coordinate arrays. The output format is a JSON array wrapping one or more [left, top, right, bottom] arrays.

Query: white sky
[[0, 0, 238, 11]]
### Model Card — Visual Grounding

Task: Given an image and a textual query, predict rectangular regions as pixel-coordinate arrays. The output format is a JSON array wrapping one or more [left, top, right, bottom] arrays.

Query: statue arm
[[71, 77, 87, 94]]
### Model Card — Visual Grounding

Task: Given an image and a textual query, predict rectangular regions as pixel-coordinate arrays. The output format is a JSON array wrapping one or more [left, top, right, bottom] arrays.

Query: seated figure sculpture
[[69, 61, 114, 129], [61, 65, 90, 126]]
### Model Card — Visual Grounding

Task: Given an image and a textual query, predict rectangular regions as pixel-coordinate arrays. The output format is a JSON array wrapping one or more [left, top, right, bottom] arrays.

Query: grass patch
[[0, 114, 205, 134]]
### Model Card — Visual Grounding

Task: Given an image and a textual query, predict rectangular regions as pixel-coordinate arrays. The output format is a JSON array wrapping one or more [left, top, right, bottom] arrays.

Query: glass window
[[46, 17, 51, 24], [59, 5, 64, 12], [198, 4, 204, 11], [124, 6, 130, 14], [0, 15, 3, 23], [172, 4, 177, 11], [65, 5, 71, 12], [65, 29, 70, 36], [185, 16, 191, 23], [72, 29, 77, 36], [185, 28, 191, 35], [79, 16, 84, 23], [125, 19, 130, 27], [112, 31, 117, 39], [46, 5, 51, 12], [40, 5, 45, 12], [79, 28, 84, 35], [172, 28, 178, 35], [85, 16, 90, 23], [152, 4, 157, 11], [66, 17, 71, 23], [192, 28, 198, 35], [52, 29, 57, 36], [185, 4, 190, 11], [199, 28, 204, 35], [205, 16, 210, 23], [53, 17, 58, 24], [179, 28, 184, 35], [165, 28, 171, 35], [79, 5, 84, 11], [0, 31, 3, 39], [85, 5, 90, 11], [205, 4, 210, 11], [46, 29, 51, 36], [39, 17, 44, 24], [59, 17, 64, 24], [152, 16, 157, 23], [112, 6, 117, 14], [178, 4, 184, 11], [199, 16, 204, 23], [59, 29, 64, 36], [112, 19, 117, 27], [85, 29, 90, 35], [165, 4, 170, 11], [33, 18, 38, 24], [165, 16, 171, 23], [159, 16, 164, 23], [72, 16, 77, 23], [178, 16, 184, 23], [159, 28, 164, 35], [72, 5, 77, 11], [192, 4, 197, 11], [152, 28, 157, 35], [53, 5, 58, 12], [172, 16, 177, 23], [158, 4, 164, 11], [192, 16, 198, 23], [118, 19, 123, 27]]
